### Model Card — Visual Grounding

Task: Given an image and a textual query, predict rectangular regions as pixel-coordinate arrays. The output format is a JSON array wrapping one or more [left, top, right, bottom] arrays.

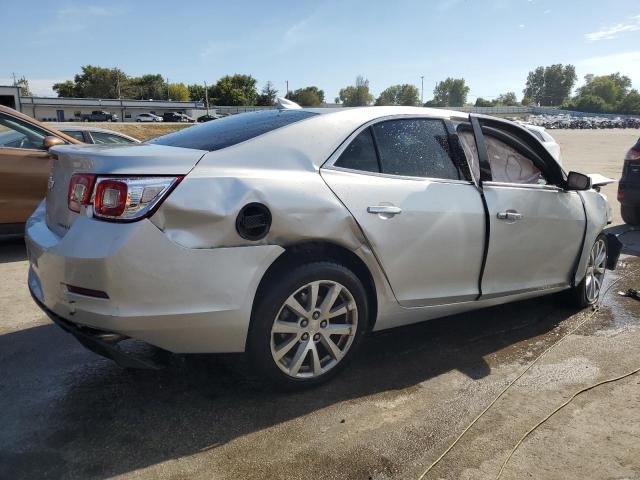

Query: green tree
[[521, 96, 533, 106], [619, 89, 640, 115], [339, 76, 374, 106], [523, 64, 576, 106], [129, 74, 166, 100], [256, 81, 278, 106], [53, 80, 78, 97], [187, 84, 206, 102], [286, 86, 324, 106], [13, 76, 32, 96], [167, 82, 190, 101], [430, 77, 469, 107], [211, 74, 258, 106], [570, 94, 609, 113], [375, 84, 420, 106], [577, 73, 632, 105], [474, 97, 494, 107], [495, 91, 519, 106], [72, 65, 130, 98]]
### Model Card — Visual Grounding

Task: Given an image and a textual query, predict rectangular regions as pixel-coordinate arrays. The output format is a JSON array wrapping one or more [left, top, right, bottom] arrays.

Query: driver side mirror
[[43, 136, 65, 150], [565, 171, 591, 191]]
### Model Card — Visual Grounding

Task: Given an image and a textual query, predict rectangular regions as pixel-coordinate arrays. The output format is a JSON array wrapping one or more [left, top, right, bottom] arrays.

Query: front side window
[[0, 113, 49, 150], [334, 128, 379, 173], [372, 119, 459, 179], [484, 135, 545, 185]]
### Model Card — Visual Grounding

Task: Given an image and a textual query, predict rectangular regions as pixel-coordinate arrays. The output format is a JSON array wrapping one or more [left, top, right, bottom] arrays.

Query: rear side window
[[334, 128, 379, 173], [63, 130, 85, 142], [148, 109, 317, 151], [372, 119, 460, 179]]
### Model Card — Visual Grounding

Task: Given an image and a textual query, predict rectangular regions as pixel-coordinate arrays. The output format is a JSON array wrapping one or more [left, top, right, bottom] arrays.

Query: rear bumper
[[30, 288, 161, 369], [26, 201, 284, 353], [618, 182, 640, 206]]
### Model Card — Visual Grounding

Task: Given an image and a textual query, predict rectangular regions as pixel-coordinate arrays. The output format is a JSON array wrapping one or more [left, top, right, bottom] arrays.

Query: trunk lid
[[46, 144, 207, 237]]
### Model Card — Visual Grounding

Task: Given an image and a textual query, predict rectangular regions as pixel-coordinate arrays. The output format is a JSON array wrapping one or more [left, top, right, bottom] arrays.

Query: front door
[[322, 117, 486, 307], [0, 112, 54, 224], [464, 120, 584, 297]]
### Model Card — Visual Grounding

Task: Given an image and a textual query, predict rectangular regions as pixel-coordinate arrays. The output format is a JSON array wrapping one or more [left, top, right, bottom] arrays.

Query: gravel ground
[[1, 130, 639, 480]]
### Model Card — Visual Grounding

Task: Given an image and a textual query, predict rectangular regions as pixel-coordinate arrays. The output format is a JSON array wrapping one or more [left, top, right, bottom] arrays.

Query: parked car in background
[[25, 103, 620, 388], [197, 113, 220, 123], [163, 112, 195, 123], [618, 137, 640, 225], [517, 122, 562, 165], [49, 124, 140, 144], [79, 110, 118, 122], [0, 106, 81, 235], [136, 113, 163, 123]]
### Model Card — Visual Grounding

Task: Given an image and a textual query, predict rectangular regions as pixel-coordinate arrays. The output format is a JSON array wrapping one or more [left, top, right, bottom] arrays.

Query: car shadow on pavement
[[0, 294, 580, 479], [0, 237, 27, 264]]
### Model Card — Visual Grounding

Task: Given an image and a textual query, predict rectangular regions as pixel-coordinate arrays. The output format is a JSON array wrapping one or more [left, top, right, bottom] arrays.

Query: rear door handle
[[367, 205, 402, 216], [497, 210, 522, 221]]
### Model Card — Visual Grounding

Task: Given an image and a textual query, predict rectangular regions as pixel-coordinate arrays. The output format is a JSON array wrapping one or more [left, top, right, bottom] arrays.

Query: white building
[[0, 85, 272, 122]]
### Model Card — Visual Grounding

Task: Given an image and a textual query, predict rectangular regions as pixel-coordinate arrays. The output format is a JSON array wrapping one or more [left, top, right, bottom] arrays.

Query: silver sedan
[[26, 102, 620, 388]]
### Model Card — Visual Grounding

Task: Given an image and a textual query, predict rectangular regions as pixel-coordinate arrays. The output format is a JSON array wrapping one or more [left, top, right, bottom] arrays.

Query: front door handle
[[367, 205, 402, 217], [497, 210, 522, 221]]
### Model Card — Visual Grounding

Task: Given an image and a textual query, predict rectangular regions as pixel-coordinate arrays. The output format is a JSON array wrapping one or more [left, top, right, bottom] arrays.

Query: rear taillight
[[625, 147, 640, 161], [68, 175, 182, 221], [68, 174, 96, 213]]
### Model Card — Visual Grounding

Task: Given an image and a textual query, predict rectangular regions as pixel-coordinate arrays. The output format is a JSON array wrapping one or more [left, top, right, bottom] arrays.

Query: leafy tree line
[[41, 64, 640, 115]]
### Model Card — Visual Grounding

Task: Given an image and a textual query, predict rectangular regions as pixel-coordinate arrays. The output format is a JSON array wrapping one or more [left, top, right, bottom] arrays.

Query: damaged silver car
[[26, 102, 621, 388]]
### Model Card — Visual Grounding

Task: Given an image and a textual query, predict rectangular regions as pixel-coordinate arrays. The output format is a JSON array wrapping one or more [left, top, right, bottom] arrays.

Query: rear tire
[[621, 205, 640, 225], [564, 234, 607, 308], [247, 262, 369, 390]]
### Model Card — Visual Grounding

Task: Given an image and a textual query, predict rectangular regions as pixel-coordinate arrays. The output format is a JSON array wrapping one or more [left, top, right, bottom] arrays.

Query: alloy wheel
[[270, 280, 358, 379], [585, 238, 607, 303]]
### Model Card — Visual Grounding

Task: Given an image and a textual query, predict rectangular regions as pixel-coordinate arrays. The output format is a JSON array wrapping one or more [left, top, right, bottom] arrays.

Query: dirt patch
[[48, 122, 192, 142]]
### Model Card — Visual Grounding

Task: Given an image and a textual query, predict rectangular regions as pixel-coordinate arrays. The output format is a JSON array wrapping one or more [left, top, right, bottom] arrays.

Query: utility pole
[[420, 75, 424, 105], [204, 81, 210, 115], [166, 77, 170, 100], [12, 72, 17, 85], [285, 80, 289, 97]]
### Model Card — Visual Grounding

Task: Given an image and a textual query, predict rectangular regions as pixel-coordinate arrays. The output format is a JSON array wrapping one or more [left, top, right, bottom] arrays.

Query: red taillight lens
[[618, 189, 624, 200], [94, 179, 129, 217], [626, 148, 640, 161], [68, 174, 96, 213]]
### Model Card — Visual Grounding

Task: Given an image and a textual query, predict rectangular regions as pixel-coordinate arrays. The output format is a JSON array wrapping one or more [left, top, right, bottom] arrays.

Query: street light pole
[[420, 75, 424, 105], [286, 80, 289, 97], [204, 81, 210, 115]]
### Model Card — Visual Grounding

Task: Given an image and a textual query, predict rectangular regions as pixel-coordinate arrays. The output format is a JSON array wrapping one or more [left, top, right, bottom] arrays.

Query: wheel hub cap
[[270, 280, 358, 379]]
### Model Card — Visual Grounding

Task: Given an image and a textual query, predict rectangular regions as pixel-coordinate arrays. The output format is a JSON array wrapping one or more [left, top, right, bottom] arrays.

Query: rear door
[[461, 119, 584, 297], [0, 112, 54, 224], [321, 116, 486, 307]]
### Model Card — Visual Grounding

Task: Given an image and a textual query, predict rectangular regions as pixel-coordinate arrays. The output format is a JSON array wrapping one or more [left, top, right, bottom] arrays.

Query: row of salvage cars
[[1, 100, 627, 388]]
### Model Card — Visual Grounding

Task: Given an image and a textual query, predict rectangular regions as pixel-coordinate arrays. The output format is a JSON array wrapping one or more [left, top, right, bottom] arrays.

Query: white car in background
[[49, 124, 140, 144], [518, 122, 562, 165], [136, 113, 163, 123]]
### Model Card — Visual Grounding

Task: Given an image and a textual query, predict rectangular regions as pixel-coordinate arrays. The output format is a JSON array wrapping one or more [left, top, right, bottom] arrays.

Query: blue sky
[[3, 0, 640, 101]]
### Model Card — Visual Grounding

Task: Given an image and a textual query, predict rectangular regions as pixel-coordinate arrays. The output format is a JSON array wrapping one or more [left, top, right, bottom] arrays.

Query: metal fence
[[437, 105, 639, 119]]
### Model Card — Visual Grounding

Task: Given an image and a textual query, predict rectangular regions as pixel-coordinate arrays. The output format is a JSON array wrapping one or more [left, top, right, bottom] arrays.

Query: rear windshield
[[148, 109, 317, 151]]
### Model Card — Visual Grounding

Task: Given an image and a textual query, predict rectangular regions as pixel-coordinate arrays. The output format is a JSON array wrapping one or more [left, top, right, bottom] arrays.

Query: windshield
[[148, 109, 317, 151]]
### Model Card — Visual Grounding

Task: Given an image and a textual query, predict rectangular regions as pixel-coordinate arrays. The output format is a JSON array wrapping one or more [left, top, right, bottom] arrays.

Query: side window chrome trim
[[483, 181, 563, 192], [324, 164, 475, 185]]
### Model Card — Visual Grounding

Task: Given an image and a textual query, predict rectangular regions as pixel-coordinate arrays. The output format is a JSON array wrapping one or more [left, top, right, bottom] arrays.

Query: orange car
[[0, 106, 80, 235]]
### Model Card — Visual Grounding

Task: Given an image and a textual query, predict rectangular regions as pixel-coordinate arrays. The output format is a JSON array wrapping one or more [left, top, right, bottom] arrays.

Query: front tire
[[247, 262, 369, 390], [621, 205, 640, 225], [565, 234, 607, 308]]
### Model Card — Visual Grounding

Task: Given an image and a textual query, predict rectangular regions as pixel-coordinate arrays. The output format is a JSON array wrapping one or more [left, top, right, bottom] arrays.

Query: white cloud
[[585, 15, 640, 42], [543, 9, 551, 14], [37, 4, 122, 36], [519, 24, 525, 28], [575, 51, 640, 87], [279, 16, 314, 53]]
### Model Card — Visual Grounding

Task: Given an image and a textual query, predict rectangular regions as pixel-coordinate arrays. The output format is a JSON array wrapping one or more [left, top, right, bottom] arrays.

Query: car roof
[[299, 105, 469, 121], [0, 105, 82, 144]]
